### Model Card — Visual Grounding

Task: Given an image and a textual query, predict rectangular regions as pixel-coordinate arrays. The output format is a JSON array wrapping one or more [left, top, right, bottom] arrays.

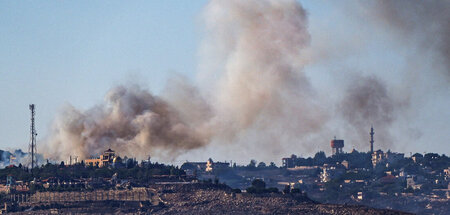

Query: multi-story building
[[372, 150, 404, 167], [85, 148, 117, 167], [182, 159, 229, 173], [320, 165, 345, 183], [282, 154, 300, 168]]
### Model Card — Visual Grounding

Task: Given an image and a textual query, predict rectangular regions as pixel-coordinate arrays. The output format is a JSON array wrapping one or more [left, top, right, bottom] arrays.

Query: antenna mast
[[370, 125, 374, 154], [29, 104, 37, 170]]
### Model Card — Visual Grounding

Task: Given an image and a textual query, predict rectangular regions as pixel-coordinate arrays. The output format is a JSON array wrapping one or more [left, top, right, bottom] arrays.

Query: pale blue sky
[[0, 1, 207, 150], [0, 1, 448, 161]]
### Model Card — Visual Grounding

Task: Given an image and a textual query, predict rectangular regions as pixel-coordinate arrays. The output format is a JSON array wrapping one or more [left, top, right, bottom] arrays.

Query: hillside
[[10, 183, 412, 214]]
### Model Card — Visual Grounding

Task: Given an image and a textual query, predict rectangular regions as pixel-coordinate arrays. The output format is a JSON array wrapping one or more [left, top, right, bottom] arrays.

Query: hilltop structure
[[331, 138, 344, 156], [85, 149, 120, 167]]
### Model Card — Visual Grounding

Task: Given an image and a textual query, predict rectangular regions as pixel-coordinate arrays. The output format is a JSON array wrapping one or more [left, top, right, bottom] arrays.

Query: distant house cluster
[[181, 158, 230, 177]]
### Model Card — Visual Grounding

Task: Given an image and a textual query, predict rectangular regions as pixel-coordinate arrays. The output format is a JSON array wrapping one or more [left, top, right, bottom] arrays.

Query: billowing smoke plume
[[199, 0, 326, 141], [42, 0, 449, 161], [43, 0, 327, 161], [43, 84, 209, 160], [339, 76, 404, 149]]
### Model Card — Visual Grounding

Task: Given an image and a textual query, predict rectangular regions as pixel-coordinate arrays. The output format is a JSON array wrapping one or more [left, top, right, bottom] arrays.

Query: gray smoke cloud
[[362, 0, 450, 80], [339, 76, 405, 149], [199, 0, 326, 142], [197, 0, 328, 161], [335, 0, 450, 149], [41, 0, 449, 162], [43, 0, 328, 161], [0, 149, 41, 168], [43, 84, 209, 160]]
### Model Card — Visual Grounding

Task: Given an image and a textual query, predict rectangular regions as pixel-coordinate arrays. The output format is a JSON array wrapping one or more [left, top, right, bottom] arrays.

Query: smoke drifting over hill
[[42, 0, 449, 161], [198, 0, 327, 144], [339, 76, 402, 150], [44, 0, 326, 161], [43, 85, 210, 160]]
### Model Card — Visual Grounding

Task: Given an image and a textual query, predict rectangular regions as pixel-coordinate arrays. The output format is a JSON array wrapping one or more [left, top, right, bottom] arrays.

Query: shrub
[[251, 179, 266, 189], [232, 188, 242, 193], [266, 187, 279, 193], [291, 188, 301, 193], [246, 186, 261, 194]]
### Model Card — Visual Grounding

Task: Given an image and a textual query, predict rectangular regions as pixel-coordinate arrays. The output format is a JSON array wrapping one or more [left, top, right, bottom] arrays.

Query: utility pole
[[29, 104, 37, 171]]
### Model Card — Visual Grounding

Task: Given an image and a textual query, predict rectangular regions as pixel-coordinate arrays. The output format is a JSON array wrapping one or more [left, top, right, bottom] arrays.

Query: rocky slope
[[150, 183, 411, 215], [11, 183, 413, 214]]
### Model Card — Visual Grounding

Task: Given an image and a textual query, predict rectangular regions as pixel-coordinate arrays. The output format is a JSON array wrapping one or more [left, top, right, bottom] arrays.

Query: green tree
[[257, 162, 266, 168], [313, 151, 326, 165], [251, 179, 266, 189], [248, 160, 257, 168], [269, 162, 277, 168]]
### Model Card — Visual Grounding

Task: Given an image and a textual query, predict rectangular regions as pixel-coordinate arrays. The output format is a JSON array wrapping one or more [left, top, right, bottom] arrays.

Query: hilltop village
[[0, 127, 448, 214], [180, 128, 449, 214]]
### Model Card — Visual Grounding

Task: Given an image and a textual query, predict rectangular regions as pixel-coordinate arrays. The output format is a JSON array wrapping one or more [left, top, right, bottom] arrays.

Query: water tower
[[331, 137, 344, 156]]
